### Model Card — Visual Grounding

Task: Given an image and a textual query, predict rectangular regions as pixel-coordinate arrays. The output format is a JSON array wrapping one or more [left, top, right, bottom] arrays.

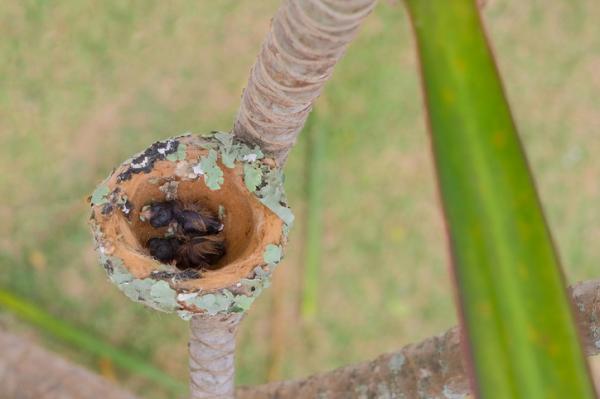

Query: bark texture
[[0, 329, 137, 399], [232, 0, 377, 165], [1, 280, 599, 398], [189, 313, 244, 399], [237, 278, 600, 399]]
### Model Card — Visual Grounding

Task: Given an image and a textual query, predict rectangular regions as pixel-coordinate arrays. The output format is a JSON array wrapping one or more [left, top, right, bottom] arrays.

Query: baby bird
[[141, 201, 222, 236], [175, 234, 226, 270], [147, 237, 180, 263], [143, 199, 226, 270], [172, 201, 223, 236], [140, 202, 174, 228]]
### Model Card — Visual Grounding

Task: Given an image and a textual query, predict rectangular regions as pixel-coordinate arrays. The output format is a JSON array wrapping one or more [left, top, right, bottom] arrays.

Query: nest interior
[[93, 141, 283, 291]]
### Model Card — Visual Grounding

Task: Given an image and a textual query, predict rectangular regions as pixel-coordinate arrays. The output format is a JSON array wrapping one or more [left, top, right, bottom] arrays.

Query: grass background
[[0, 0, 599, 397]]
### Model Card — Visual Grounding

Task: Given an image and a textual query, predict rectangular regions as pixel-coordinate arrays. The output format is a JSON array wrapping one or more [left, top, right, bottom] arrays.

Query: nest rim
[[90, 134, 288, 301]]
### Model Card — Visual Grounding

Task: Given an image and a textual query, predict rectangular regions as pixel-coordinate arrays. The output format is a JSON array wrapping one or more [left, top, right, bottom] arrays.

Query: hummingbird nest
[[89, 132, 293, 319]]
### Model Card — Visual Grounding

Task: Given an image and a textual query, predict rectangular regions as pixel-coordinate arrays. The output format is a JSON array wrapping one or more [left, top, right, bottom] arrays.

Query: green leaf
[[404, 0, 595, 397], [0, 289, 185, 394]]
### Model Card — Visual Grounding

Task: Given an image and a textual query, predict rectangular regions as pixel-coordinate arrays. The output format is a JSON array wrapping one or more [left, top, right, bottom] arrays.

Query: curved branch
[[0, 329, 138, 399], [1, 279, 598, 398], [237, 279, 600, 398], [232, 0, 377, 165]]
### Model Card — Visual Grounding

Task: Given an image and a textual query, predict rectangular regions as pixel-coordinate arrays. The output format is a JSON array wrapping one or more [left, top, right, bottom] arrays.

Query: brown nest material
[[89, 133, 292, 318]]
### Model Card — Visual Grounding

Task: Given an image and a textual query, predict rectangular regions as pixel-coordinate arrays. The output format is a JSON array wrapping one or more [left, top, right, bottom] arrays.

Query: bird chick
[[175, 234, 226, 270], [172, 201, 223, 236], [147, 237, 180, 263], [140, 202, 174, 228]]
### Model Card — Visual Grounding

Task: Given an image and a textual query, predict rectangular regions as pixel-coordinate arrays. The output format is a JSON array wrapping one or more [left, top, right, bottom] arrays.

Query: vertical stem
[[189, 313, 244, 399], [266, 267, 288, 381], [232, 0, 377, 165]]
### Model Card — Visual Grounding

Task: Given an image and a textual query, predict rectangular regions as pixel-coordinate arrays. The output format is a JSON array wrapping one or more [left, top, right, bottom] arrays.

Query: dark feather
[[147, 237, 180, 263], [172, 201, 223, 236], [141, 202, 175, 228], [175, 234, 225, 270]]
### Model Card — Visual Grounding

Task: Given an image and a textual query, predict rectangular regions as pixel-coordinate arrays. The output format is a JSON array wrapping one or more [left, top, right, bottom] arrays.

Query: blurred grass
[[0, 1, 599, 398], [0, 288, 186, 395]]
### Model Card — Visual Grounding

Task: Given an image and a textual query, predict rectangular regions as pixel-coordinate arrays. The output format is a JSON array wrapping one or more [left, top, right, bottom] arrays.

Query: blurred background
[[0, 1, 599, 398]]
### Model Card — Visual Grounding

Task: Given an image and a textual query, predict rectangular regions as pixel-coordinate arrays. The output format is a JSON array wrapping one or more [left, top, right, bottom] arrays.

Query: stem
[[0, 330, 138, 399], [237, 279, 600, 399], [232, 0, 377, 165], [189, 313, 244, 399], [3, 279, 599, 398], [301, 115, 325, 319]]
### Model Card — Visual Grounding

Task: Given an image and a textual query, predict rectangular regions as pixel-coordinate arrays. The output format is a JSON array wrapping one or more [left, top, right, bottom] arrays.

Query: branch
[[232, 0, 377, 165], [189, 313, 244, 399], [237, 279, 600, 398], [0, 329, 138, 399], [2, 279, 598, 398]]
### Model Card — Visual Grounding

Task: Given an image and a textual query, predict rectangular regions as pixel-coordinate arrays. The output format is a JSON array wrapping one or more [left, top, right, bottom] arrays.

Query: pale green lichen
[[231, 295, 255, 312], [388, 353, 405, 372], [178, 288, 260, 316], [213, 132, 237, 168], [122, 279, 154, 302], [107, 257, 134, 285], [209, 132, 264, 169], [243, 163, 263, 192], [150, 280, 178, 311], [177, 310, 194, 320], [166, 142, 187, 161], [185, 291, 232, 316], [263, 244, 283, 265], [91, 184, 110, 206], [255, 168, 294, 227], [95, 249, 179, 313], [236, 144, 264, 163], [197, 149, 224, 190]]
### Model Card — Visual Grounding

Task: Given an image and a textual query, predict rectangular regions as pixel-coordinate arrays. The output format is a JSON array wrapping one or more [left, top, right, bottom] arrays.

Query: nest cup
[[89, 133, 291, 317]]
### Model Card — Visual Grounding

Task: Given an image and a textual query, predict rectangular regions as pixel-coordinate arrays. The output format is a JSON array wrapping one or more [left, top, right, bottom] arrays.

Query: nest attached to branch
[[89, 133, 293, 320]]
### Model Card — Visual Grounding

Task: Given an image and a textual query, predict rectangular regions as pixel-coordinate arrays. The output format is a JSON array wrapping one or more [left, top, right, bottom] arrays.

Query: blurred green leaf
[[300, 114, 325, 320], [404, 0, 596, 397], [0, 289, 186, 396]]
